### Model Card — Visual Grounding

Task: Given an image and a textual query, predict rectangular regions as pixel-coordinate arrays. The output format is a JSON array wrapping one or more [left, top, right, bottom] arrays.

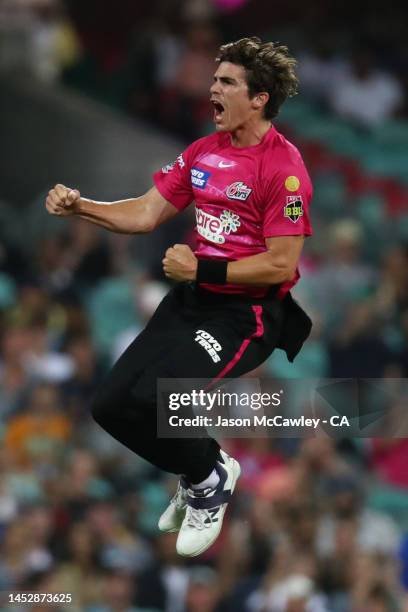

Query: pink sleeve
[[153, 146, 195, 211], [262, 167, 313, 238]]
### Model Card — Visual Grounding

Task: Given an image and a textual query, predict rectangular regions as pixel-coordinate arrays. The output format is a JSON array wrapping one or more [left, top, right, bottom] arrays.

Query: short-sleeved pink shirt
[[154, 126, 312, 297]]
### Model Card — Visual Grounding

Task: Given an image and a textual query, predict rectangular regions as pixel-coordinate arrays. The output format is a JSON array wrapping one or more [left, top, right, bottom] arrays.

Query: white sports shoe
[[176, 450, 241, 557], [158, 476, 188, 533]]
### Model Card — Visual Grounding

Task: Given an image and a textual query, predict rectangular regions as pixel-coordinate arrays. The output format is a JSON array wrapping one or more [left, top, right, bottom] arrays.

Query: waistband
[[186, 281, 282, 306]]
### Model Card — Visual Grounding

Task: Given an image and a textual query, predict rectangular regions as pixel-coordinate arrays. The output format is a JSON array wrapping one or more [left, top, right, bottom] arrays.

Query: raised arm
[[45, 184, 179, 234]]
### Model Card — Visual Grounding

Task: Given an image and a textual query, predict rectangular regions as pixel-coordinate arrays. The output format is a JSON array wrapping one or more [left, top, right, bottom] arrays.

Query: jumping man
[[45, 37, 313, 557]]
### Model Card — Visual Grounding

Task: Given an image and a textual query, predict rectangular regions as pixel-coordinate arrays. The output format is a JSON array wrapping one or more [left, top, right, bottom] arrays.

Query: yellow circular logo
[[285, 176, 300, 192]]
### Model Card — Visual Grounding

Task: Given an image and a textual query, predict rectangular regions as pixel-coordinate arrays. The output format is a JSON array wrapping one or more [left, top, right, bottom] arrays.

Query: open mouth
[[212, 100, 225, 121]]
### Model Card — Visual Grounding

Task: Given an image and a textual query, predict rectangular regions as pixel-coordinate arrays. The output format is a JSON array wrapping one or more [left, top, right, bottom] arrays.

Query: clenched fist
[[162, 244, 197, 282], [45, 184, 81, 216]]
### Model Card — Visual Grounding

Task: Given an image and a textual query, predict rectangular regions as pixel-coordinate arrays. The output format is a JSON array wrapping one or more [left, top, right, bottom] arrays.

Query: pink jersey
[[153, 126, 313, 297]]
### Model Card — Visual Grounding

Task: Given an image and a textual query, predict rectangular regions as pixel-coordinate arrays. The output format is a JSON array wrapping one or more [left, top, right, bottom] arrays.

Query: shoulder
[[262, 128, 312, 189], [180, 132, 224, 166], [267, 128, 308, 171], [178, 132, 225, 167], [189, 131, 225, 153]]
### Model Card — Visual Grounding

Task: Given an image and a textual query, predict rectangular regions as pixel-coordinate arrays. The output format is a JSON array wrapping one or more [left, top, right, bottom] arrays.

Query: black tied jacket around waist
[[191, 280, 312, 363], [277, 291, 313, 363]]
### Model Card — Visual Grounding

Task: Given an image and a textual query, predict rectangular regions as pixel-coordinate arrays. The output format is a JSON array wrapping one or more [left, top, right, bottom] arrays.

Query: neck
[[230, 118, 272, 148]]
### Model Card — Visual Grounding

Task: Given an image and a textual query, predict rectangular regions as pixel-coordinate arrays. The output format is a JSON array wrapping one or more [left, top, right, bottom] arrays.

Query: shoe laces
[[171, 482, 187, 509], [185, 486, 218, 530], [185, 505, 212, 530]]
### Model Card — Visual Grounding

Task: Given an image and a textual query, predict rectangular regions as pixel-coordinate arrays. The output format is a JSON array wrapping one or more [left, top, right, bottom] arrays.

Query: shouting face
[[210, 61, 267, 132]]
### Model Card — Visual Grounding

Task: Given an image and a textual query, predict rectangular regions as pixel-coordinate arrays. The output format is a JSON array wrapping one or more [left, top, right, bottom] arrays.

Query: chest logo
[[284, 195, 304, 223], [195, 208, 241, 244], [191, 167, 211, 189], [226, 181, 252, 201], [218, 161, 235, 168]]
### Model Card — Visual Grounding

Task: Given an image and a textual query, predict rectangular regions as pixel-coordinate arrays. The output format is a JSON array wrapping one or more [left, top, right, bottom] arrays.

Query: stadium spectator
[[310, 219, 377, 333], [329, 48, 404, 128], [0, 0, 81, 81], [158, 19, 220, 139], [4, 383, 71, 469], [0, 326, 33, 419], [297, 35, 349, 107], [49, 521, 103, 609], [136, 532, 189, 610], [328, 300, 395, 378]]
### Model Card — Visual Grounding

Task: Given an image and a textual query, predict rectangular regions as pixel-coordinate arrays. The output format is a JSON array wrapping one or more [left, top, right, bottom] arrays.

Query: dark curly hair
[[216, 37, 298, 120]]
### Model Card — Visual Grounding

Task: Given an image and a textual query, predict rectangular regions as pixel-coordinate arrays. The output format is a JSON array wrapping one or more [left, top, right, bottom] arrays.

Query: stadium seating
[[278, 98, 408, 196]]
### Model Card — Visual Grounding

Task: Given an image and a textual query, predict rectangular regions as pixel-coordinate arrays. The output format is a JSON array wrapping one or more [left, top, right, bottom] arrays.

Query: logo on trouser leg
[[195, 330, 222, 363]]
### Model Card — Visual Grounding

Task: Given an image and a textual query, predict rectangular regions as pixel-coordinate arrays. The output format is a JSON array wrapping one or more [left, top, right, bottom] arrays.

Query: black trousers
[[91, 282, 283, 483]]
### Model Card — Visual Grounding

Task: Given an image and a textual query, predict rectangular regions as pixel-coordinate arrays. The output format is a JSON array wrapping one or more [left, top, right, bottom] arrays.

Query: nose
[[210, 80, 220, 95]]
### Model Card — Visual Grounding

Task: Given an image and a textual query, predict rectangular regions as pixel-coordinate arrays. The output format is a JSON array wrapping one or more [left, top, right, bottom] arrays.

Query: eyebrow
[[214, 75, 237, 85]]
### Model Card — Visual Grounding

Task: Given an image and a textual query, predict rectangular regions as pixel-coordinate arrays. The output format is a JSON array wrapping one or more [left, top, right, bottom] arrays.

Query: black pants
[[91, 282, 283, 483]]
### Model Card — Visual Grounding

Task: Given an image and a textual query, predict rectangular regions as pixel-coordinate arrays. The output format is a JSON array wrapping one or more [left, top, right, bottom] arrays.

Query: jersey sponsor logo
[[226, 181, 252, 201], [161, 153, 185, 173], [195, 329, 222, 363], [161, 161, 175, 174], [284, 195, 304, 223], [285, 175, 300, 192], [191, 167, 211, 189], [218, 160, 235, 168], [220, 210, 241, 234], [198, 154, 236, 168], [195, 207, 241, 244]]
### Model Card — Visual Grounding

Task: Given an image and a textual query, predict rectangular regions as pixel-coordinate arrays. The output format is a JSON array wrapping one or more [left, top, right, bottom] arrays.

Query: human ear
[[252, 92, 269, 110]]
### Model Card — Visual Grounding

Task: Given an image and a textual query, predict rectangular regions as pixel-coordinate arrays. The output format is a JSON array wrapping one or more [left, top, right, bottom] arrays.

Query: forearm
[[226, 251, 294, 285], [164, 237, 302, 286], [76, 197, 152, 234]]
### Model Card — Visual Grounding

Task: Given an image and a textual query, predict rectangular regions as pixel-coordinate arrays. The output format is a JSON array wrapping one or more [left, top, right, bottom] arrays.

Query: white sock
[[191, 468, 220, 490]]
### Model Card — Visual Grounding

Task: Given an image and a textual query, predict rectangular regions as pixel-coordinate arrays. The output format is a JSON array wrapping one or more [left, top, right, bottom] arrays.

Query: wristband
[[196, 259, 228, 285]]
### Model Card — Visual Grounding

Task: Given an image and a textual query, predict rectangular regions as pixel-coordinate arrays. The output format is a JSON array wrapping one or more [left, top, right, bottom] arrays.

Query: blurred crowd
[[1, 201, 408, 612], [2, 0, 408, 610], [1, 0, 408, 139]]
